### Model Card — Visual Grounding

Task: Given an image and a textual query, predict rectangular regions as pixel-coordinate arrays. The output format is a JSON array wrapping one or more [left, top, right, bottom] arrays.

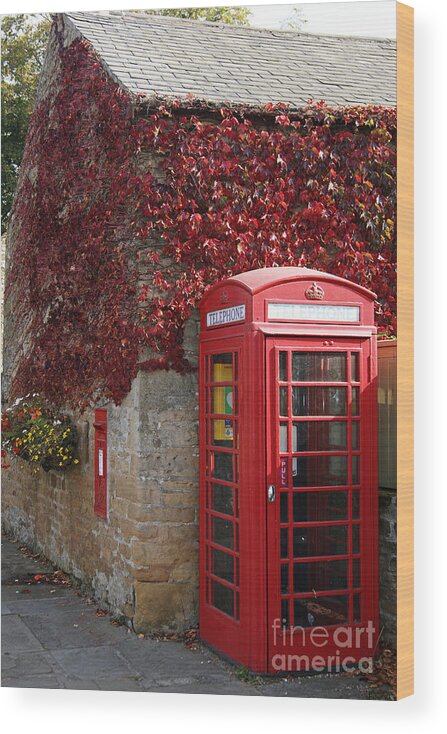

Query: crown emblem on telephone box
[[305, 282, 325, 300]]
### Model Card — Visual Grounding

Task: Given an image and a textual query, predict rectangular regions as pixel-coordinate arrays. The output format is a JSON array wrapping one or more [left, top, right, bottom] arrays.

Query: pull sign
[[280, 458, 288, 487]]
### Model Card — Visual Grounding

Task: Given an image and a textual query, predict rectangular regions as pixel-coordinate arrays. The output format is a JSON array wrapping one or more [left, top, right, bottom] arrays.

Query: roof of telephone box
[[202, 267, 376, 298]]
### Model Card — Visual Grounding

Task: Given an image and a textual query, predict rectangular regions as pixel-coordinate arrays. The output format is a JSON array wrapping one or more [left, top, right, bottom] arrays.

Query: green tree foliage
[[1, 14, 50, 231], [140, 6, 250, 25]]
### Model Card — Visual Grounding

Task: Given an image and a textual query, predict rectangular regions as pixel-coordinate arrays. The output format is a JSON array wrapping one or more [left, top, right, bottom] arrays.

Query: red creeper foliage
[[6, 25, 396, 410]]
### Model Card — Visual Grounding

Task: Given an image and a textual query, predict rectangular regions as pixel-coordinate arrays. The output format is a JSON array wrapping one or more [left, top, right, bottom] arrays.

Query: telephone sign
[[206, 304, 245, 328]]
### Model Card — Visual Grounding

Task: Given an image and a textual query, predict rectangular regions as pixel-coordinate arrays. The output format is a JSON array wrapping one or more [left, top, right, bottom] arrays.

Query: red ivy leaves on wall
[[7, 28, 396, 410], [8, 31, 141, 409]]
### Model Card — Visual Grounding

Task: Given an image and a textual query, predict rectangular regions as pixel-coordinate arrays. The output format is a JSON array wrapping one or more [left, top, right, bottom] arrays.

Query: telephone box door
[[266, 336, 378, 671]]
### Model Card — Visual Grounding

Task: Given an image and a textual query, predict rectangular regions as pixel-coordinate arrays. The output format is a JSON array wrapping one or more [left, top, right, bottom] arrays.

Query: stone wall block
[[162, 491, 198, 509], [147, 507, 196, 523], [126, 502, 153, 523], [378, 490, 397, 643], [113, 476, 147, 504], [139, 449, 199, 481], [130, 534, 175, 568], [134, 564, 173, 583], [133, 581, 197, 633], [170, 560, 199, 584]]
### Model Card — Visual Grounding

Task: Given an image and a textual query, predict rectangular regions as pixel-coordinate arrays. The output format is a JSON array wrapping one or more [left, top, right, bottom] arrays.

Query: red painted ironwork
[[199, 267, 378, 673], [94, 408, 107, 518]]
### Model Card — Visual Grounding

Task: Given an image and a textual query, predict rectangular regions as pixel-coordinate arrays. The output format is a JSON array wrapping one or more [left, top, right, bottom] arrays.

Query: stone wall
[[378, 490, 397, 643], [1, 362, 200, 633], [125, 365, 200, 632], [1, 388, 141, 621], [377, 342, 397, 644]]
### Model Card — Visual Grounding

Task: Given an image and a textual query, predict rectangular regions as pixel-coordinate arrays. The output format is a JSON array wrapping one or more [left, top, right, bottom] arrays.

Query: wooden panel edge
[[396, 1, 414, 701]]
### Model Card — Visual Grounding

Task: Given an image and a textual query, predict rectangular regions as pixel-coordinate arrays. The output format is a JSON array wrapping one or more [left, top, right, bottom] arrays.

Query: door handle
[[267, 485, 276, 503]]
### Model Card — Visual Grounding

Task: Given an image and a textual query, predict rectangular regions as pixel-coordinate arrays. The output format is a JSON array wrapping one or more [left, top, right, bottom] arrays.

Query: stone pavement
[[1, 535, 373, 697]]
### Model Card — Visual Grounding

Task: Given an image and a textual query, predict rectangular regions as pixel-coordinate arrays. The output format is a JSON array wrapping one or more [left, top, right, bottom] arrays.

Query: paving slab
[[2, 673, 64, 689], [140, 680, 260, 696], [1, 614, 45, 653], [259, 674, 371, 699], [1, 538, 53, 582], [1, 650, 54, 677], [1, 591, 86, 611], [117, 638, 262, 695], [21, 608, 131, 650], [117, 636, 217, 680], [96, 676, 145, 692], [51, 645, 135, 679], [58, 677, 100, 690]]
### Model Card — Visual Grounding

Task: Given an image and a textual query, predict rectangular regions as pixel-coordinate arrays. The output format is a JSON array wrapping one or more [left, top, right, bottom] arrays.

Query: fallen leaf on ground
[[354, 647, 397, 699]]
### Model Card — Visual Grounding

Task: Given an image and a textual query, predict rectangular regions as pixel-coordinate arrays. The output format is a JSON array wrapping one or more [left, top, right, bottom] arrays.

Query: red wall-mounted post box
[[94, 408, 107, 519]]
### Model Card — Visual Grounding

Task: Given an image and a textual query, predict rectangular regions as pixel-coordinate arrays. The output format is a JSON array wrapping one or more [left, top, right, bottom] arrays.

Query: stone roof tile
[[64, 11, 396, 109]]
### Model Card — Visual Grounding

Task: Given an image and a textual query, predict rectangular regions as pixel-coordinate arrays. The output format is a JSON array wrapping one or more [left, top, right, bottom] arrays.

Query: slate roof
[[64, 11, 396, 109]]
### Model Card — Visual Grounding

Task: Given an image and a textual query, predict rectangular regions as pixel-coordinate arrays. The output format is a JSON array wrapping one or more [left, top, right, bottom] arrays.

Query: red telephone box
[[199, 267, 378, 674]]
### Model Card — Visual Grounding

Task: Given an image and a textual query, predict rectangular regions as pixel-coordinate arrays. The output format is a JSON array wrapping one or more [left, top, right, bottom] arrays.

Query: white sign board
[[206, 304, 246, 328], [98, 448, 104, 477], [268, 303, 360, 323]]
